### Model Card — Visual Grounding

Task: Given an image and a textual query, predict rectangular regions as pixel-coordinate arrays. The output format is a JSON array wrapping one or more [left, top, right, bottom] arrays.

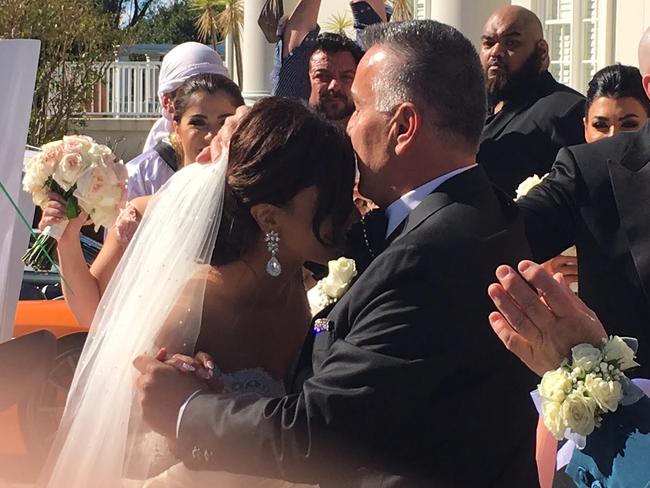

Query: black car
[[20, 232, 102, 300]]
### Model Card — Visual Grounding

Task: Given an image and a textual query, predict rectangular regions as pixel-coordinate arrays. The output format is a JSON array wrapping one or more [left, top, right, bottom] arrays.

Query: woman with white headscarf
[[126, 42, 230, 200]]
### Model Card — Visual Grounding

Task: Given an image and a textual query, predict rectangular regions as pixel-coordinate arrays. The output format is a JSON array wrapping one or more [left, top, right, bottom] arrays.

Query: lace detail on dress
[[115, 203, 141, 247], [216, 366, 286, 397]]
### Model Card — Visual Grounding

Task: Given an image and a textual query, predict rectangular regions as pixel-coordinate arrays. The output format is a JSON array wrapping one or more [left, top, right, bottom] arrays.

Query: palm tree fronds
[[324, 12, 353, 35], [389, 0, 413, 21]]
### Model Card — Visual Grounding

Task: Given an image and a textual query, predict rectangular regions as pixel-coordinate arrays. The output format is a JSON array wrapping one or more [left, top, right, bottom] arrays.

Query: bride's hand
[[155, 348, 223, 391]]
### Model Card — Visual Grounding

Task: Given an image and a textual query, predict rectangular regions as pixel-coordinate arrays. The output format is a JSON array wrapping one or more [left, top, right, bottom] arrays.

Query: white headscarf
[[143, 42, 230, 152]]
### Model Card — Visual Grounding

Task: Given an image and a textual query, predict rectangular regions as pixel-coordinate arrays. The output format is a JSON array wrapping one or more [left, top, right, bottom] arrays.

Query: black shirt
[[478, 70, 586, 197]]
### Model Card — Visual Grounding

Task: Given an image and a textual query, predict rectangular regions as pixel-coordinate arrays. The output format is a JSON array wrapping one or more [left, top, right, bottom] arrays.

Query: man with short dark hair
[[271, 0, 385, 124], [477, 5, 585, 197], [136, 19, 539, 487]]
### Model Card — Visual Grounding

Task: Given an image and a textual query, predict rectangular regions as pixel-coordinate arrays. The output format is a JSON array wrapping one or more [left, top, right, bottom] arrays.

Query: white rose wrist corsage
[[538, 336, 641, 446], [307, 257, 357, 316]]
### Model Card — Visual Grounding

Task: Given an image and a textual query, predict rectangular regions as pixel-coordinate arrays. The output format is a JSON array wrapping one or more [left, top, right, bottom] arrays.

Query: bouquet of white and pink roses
[[22, 135, 127, 271]]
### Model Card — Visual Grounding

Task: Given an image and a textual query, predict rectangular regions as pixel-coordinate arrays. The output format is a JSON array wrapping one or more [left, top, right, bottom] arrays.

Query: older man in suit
[[477, 6, 585, 197], [517, 28, 650, 379], [135, 20, 539, 487]]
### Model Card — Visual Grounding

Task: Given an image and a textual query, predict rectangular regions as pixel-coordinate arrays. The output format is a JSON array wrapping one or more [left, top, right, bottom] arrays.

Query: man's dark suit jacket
[[478, 70, 585, 197], [177, 167, 539, 487], [518, 122, 650, 378]]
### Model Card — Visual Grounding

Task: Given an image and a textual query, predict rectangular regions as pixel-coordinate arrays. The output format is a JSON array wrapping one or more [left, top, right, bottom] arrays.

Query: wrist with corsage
[[538, 336, 642, 447]]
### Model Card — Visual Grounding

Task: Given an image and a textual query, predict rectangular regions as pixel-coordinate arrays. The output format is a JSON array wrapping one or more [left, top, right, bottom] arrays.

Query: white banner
[[0, 40, 40, 342]]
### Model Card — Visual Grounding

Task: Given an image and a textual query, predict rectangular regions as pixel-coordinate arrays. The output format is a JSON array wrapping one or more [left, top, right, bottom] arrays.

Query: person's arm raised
[[53, 195, 149, 327], [282, 0, 321, 59], [351, 0, 387, 22]]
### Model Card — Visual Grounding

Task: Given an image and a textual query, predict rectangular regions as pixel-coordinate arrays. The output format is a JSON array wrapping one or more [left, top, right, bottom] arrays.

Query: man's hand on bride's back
[[133, 351, 219, 438], [196, 105, 251, 164]]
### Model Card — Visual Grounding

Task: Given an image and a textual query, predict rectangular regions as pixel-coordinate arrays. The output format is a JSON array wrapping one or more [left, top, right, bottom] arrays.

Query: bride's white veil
[[37, 156, 227, 488]]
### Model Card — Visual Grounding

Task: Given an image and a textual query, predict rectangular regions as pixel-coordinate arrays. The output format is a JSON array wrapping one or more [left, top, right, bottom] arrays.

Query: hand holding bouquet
[[22, 135, 127, 271]]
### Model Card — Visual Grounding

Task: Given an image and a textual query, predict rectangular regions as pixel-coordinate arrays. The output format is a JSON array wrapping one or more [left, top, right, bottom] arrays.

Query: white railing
[[87, 61, 162, 118]]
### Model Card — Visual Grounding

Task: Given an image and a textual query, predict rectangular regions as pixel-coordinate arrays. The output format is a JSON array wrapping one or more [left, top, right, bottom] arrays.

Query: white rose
[[53, 152, 87, 191], [22, 158, 47, 193], [63, 135, 94, 158], [90, 204, 121, 230], [603, 336, 639, 371], [571, 343, 602, 373], [561, 391, 597, 436], [514, 173, 548, 201], [584, 373, 622, 413], [541, 400, 565, 440], [538, 368, 572, 403], [320, 258, 357, 299], [87, 142, 115, 166], [74, 163, 124, 228]]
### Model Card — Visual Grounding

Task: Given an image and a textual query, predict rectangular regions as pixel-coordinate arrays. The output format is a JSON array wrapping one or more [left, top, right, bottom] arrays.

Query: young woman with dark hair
[[583, 64, 650, 143], [38, 73, 245, 327]]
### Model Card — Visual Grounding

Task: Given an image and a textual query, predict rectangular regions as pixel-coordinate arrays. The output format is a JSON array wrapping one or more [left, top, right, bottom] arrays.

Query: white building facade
[[244, 0, 650, 95]]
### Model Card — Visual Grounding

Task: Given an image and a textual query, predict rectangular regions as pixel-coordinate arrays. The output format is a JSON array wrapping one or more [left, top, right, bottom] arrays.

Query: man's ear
[[249, 203, 281, 234], [642, 73, 650, 101], [538, 40, 550, 70], [390, 102, 419, 157], [162, 93, 175, 114]]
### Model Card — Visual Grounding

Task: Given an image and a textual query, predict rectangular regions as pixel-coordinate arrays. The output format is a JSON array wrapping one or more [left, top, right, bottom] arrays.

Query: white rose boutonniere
[[514, 173, 549, 201], [307, 257, 357, 316]]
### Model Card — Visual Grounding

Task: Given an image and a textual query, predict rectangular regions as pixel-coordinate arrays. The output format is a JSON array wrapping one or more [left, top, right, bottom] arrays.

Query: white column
[[427, 0, 510, 49], [242, 0, 275, 103], [0, 40, 40, 342]]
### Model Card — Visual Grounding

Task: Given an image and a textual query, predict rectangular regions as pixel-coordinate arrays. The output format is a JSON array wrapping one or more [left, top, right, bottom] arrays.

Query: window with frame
[[534, 0, 612, 91]]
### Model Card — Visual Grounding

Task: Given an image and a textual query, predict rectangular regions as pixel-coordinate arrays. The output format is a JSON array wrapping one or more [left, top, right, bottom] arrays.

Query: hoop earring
[[265, 230, 281, 277]]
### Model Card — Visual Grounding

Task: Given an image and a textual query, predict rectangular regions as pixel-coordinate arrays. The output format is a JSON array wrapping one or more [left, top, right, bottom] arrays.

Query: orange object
[[0, 300, 88, 466], [14, 300, 86, 338]]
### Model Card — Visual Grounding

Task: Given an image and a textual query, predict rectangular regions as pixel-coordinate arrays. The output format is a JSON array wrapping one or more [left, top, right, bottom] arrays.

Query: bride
[[37, 97, 356, 487]]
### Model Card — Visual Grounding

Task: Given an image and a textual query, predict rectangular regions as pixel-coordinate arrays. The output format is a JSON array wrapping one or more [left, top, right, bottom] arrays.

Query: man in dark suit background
[[135, 20, 539, 487], [517, 28, 650, 378], [477, 5, 585, 197]]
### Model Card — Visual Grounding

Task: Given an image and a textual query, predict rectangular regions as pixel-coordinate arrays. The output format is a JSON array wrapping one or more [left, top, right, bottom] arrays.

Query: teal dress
[[566, 395, 650, 487]]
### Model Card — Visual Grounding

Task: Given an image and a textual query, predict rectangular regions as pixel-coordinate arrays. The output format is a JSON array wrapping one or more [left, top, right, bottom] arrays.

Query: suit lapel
[[608, 129, 650, 303], [389, 166, 491, 244]]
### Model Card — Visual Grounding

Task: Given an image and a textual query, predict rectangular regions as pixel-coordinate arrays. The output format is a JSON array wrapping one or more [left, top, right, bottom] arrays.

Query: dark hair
[[585, 64, 650, 117], [363, 20, 486, 148], [310, 32, 364, 65], [211, 97, 356, 266], [172, 73, 244, 123]]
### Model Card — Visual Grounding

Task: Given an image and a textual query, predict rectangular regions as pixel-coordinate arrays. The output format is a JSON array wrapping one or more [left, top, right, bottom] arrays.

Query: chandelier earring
[[265, 230, 281, 277]]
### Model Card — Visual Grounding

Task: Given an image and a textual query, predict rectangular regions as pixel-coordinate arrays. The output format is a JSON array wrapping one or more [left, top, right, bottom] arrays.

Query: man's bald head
[[483, 5, 544, 42], [637, 27, 650, 102], [638, 27, 650, 76]]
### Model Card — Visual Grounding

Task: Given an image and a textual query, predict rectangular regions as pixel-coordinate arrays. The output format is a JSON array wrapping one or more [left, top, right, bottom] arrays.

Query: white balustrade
[[87, 61, 162, 118]]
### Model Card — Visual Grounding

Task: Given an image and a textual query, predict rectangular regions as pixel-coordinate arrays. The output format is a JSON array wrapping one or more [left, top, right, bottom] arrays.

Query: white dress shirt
[[384, 165, 477, 238], [126, 146, 175, 200]]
